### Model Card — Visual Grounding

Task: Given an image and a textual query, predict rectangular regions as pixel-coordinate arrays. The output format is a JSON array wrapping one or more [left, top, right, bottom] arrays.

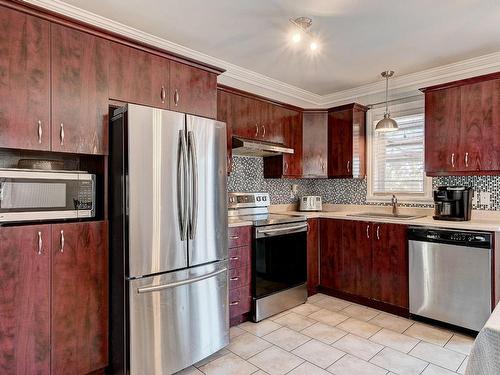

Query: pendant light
[[375, 70, 398, 132]]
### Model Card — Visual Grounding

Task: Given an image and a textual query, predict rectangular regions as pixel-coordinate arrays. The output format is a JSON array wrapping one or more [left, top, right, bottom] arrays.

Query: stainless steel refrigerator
[[109, 104, 228, 375]]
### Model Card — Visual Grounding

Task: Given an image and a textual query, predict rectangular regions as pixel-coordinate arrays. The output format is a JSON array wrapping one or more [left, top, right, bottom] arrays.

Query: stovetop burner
[[228, 192, 306, 226]]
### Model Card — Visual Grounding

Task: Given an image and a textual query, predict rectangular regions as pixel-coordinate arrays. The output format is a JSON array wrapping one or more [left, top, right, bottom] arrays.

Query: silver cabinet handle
[[37, 120, 42, 144], [229, 256, 239, 260], [230, 277, 239, 281], [137, 268, 227, 294], [229, 301, 239, 306], [451, 153, 455, 168], [60, 230, 65, 253], [255, 124, 259, 137], [284, 161, 289, 172], [366, 224, 370, 239], [320, 158, 325, 172], [177, 130, 188, 241], [60, 123, 65, 145], [160, 85, 166, 103], [188, 131, 198, 240], [37, 231, 43, 255], [261, 125, 266, 138], [376, 225, 380, 240], [347, 160, 351, 173], [465, 152, 469, 168], [174, 89, 180, 106], [229, 235, 240, 240]]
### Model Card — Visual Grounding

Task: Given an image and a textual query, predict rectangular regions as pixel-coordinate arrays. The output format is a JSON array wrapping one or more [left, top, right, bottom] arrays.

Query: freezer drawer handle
[[136, 267, 227, 294]]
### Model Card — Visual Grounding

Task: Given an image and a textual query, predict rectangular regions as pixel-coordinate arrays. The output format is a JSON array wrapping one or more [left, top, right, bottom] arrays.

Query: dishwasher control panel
[[408, 227, 492, 249]]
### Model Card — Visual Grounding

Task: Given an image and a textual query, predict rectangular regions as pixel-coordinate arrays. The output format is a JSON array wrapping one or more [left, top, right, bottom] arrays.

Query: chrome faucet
[[391, 194, 398, 216]]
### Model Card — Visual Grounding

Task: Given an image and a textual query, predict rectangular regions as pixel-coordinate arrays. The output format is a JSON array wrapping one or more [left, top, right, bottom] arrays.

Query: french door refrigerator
[[109, 104, 228, 375]]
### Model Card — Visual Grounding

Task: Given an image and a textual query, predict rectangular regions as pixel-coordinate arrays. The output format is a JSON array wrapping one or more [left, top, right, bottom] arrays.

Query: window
[[367, 100, 432, 203]]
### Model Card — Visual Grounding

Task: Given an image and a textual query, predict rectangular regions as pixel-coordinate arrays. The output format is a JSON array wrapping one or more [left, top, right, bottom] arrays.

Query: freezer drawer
[[129, 261, 229, 375], [409, 239, 491, 331]]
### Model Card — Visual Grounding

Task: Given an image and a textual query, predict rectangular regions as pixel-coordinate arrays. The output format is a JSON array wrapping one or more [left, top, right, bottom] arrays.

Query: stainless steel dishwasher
[[409, 227, 492, 331]]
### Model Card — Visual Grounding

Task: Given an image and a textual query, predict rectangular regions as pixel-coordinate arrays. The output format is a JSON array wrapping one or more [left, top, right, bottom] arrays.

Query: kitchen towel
[[465, 302, 500, 375]]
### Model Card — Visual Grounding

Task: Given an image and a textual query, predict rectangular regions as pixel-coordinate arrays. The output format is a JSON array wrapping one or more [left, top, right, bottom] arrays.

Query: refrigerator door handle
[[136, 267, 227, 294], [177, 129, 189, 240], [188, 130, 198, 240]]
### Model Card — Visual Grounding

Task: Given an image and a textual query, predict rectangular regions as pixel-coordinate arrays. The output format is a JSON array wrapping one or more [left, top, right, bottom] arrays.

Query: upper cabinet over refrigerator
[[186, 115, 228, 267]]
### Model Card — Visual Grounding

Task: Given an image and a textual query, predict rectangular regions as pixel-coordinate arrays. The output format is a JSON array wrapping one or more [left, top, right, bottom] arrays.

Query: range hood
[[232, 137, 294, 157]]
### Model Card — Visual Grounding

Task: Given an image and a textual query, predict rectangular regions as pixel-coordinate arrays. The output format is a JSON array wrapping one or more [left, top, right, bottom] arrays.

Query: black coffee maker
[[433, 186, 473, 221]]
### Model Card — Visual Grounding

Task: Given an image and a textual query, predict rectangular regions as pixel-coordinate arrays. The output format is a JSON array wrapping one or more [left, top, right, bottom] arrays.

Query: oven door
[[0, 169, 95, 223], [253, 222, 308, 299]]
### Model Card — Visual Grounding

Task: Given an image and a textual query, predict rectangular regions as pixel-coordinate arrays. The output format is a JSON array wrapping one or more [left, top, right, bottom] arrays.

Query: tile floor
[[176, 293, 475, 375]]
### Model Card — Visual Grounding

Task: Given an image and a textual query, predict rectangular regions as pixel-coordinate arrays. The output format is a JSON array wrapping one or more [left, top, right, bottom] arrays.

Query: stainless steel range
[[228, 192, 308, 322]]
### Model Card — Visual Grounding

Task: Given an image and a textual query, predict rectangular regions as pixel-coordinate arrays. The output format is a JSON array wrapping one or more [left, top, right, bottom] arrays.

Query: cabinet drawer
[[229, 267, 251, 290], [229, 285, 251, 318], [228, 226, 251, 248], [229, 245, 251, 269]]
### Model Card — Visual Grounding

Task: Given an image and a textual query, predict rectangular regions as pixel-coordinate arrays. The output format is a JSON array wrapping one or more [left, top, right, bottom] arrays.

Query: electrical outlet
[[480, 191, 491, 208], [290, 184, 298, 198]]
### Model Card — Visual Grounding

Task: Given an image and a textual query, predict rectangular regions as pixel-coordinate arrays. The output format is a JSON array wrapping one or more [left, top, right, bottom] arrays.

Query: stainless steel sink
[[346, 212, 425, 220]]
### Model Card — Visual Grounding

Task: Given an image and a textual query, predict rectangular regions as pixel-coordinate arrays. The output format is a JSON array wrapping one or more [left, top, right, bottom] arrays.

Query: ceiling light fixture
[[375, 70, 399, 132], [289, 17, 320, 52]]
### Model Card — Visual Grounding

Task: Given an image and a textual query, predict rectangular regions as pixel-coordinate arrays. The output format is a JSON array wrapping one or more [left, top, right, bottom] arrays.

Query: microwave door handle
[[188, 131, 198, 240]]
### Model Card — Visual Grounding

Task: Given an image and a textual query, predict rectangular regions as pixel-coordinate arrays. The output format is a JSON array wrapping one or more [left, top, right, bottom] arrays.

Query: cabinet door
[[109, 42, 169, 109], [328, 109, 353, 177], [283, 110, 303, 177], [231, 94, 254, 139], [217, 90, 233, 173], [51, 221, 108, 375], [0, 8, 50, 151], [303, 112, 328, 178], [51, 24, 110, 155], [372, 223, 408, 308], [424, 87, 461, 173], [319, 219, 343, 290], [341, 220, 372, 298], [0, 225, 50, 374], [264, 102, 284, 144], [460, 79, 500, 172], [307, 218, 319, 296], [170, 61, 217, 118]]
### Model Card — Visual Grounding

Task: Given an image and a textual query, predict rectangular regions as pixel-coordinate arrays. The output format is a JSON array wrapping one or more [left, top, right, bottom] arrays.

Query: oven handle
[[256, 223, 308, 237]]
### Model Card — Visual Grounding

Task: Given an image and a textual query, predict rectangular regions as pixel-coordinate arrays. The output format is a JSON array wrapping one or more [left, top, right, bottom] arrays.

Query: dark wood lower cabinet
[[372, 223, 409, 309], [0, 225, 51, 375], [319, 219, 409, 316], [0, 221, 108, 375], [319, 219, 343, 291], [51, 221, 108, 375], [307, 218, 319, 295]]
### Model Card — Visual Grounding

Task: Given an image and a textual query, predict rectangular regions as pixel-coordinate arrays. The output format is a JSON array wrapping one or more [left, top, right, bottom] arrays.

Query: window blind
[[372, 113, 425, 194]]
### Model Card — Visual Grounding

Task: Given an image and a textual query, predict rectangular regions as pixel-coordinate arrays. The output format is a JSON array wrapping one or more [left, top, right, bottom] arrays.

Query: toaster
[[299, 196, 322, 211]]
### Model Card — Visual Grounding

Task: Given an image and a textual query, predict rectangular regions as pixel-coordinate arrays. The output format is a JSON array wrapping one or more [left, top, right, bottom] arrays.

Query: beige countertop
[[228, 204, 500, 231], [270, 204, 500, 232]]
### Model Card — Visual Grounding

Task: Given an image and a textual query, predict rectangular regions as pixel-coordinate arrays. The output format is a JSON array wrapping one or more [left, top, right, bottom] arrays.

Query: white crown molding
[[24, 0, 500, 108]]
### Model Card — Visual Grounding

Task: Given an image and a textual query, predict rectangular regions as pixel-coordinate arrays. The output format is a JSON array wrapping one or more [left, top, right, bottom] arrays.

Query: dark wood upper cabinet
[[51, 24, 110, 155], [217, 89, 233, 173], [108, 41, 169, 109], [307, 218, 319, 296], [328, 103, 367, 178], [371, 223, 408, 309], [0, 225, 51, 375], [424, 87, 462, 174], [319, 219, 343, 291], [170, 61, 217, 119], [302, 111, 328, 178], [422, 72, 500, 175], [0, 8, 50, 151], [51, 221, 108, 375]]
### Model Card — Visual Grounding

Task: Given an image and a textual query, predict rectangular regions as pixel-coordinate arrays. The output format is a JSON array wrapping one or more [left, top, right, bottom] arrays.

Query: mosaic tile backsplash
[[227, 156, 500, 210]]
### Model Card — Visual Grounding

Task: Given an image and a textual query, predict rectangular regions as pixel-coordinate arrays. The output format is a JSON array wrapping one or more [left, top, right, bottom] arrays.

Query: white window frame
[[366, 99, 433, 204]]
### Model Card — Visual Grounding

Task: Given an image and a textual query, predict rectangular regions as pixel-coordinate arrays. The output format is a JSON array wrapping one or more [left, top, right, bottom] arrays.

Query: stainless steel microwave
[[0, 168, 95, 223]]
